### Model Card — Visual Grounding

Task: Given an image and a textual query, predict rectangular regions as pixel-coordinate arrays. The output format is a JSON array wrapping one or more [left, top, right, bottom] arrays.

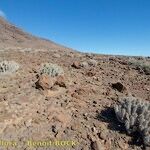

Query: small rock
[[85, 53, 93, 58], [80, 61, 89, 68], [104, 139, 111, 150], [71, 122, 81, 131], [92, 140, 105, 150], [55, 75, 66, 88], [0, 95, 7, 101], [99, 131, 108, 140], [91, 127, 97, 132], [24, 119, 32, 127], [53, 54, 61, 58], [82, 145, 89, 150], [86, 70, 96, 77], [93, 101, 97, 104], [71, 92, 80, 99], [111, 82, 126, 93], [118, 140, 128, 150], [83, 113, 88, 120], [88, 59, 98, 67], [98, 124, 109, 140], [51, 125, 58, 133], [71, 61, 81, 69], [75, 88, 86, 95], [0, 123, 7, 134]]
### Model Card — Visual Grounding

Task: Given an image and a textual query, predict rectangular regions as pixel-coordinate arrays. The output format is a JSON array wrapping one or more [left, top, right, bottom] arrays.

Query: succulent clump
[[40, 63, 64, 77], [114, 97, 150, 147], [0, 60, 19, 75]]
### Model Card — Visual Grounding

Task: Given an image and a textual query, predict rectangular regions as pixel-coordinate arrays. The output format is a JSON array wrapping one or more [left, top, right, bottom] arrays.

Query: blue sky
[[0, 0, 150, 56]]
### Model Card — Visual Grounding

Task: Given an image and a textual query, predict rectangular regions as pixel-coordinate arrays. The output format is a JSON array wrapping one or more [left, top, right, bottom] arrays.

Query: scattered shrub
[[114, 97, 150, 147], [128, 58, 150, 75], [0, 60, 19, 75], [40, 63, 64, 77]]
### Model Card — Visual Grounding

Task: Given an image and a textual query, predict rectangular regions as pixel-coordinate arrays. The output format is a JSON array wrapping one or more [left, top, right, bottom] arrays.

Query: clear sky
[[0, 0, 150, 56]]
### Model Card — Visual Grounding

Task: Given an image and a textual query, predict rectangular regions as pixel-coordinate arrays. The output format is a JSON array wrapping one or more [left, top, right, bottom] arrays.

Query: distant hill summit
[[0, 17, 70, 51]]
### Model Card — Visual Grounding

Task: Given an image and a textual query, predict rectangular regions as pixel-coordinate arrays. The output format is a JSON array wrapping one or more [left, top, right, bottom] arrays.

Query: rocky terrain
[[0, 17, 150, 150]]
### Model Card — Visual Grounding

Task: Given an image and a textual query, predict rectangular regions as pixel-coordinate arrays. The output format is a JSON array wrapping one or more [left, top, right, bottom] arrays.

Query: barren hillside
[[0, 18, 150, 150], [0, 17, 70, 51]]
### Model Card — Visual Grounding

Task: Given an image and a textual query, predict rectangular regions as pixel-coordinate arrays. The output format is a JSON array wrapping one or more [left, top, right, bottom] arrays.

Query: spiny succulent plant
[[0, 60, 19, 74], [40, 63, 64, 77], [114, 97, 150, 147]]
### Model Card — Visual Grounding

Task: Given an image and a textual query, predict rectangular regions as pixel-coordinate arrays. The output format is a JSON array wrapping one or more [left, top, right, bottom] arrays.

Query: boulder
[[35, 74, 66, 91], [55, 75, 66, 88], [35, 74, 56, 90]]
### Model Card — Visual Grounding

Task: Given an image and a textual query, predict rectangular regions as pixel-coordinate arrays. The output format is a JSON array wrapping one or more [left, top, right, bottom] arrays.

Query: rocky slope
[[0, 18, 150, 150], [0, 17, 70, 51]]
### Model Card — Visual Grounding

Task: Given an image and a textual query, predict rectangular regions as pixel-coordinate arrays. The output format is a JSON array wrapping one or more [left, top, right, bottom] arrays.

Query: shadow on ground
[[96, 107, 125, 132]]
